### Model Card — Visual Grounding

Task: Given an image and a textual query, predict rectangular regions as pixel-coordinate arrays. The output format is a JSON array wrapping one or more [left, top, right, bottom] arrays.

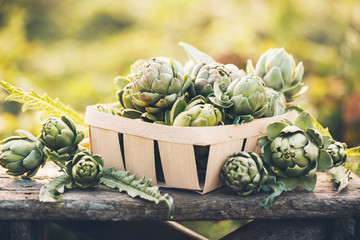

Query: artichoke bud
[[247, 48, 306, 102], [226, 74, 268, 121], [0, 130, 46, 178], [173, 103, 222, 127], [263, 87, 287, 117], [190, 62, 236, 98], [326, 141, 347, 167], [127, 57, 189, 115], [39, 116, 84, 157], [65, 150, 104, 188], [221, 152, 268, 196]]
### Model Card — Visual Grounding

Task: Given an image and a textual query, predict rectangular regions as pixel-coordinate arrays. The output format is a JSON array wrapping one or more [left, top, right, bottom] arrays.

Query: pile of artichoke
[[110, 43, 307, 125], [0, 116, 104, 188], [220, 111, 350, 209]]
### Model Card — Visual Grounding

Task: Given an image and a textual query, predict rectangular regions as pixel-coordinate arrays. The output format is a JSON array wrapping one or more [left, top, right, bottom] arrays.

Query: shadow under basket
[[85, 106, 298, 194]]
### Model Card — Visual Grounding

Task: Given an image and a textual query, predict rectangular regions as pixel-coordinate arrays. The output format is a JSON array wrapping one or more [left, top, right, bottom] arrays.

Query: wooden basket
[[85, 106, 298, 194]]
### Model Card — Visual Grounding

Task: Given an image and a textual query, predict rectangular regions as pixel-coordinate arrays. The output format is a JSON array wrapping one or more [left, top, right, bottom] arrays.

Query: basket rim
[[85, 105, 298, 145]]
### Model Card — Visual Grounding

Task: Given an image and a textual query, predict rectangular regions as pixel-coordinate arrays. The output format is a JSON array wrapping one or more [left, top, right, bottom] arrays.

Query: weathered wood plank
[[0, 163, 360, 221]]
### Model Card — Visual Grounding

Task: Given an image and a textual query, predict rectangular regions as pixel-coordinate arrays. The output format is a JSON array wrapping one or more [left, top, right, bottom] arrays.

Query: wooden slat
[[1, 163, 360, 221], [158, 141, 200, 190], [90, 127, 124, 170], [85, 106, 298, 145], [203, 140, 244, 193], [243, 136, 262, 155], [123, 134, 156, 185]]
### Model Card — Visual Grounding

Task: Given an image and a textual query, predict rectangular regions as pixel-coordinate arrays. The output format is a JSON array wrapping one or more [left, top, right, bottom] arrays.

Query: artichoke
[[259, 111, 333, 190], [246, 48, 306, 102], [221, 152, 268, 196], [189, 62, 245, 98], [209, 74, 268, 123], [263, 87, 287, 117], [0, 130, 46, 178], [326, 141, 347, 167], [130, 57, 190, 114], [39, 116, 84, 161], [172, 103, 222, 127], [65, 150, 104, 188]]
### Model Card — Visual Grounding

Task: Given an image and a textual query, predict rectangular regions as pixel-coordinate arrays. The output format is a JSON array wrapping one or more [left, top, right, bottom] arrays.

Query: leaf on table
[[330, 165, 351, 193], [39, 174, 72, 202], [100, 167, 174, 219], [260, 176, 285, 210], [0, 79, 84, 125]]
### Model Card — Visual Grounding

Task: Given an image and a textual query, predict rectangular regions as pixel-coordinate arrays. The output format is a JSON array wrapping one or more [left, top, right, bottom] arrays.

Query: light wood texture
[[243, 136, 263, 154], [85, 106, 298, 145], [1, 163, 360, 221], [123, 134, 156, 185], [158, 141, 200, 190], [203, 140, 244, 193], [89, 127, 124, 170]]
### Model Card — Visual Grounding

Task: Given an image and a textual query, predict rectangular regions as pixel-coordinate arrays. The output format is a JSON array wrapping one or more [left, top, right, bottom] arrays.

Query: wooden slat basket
[[85, 106, 298, 194]]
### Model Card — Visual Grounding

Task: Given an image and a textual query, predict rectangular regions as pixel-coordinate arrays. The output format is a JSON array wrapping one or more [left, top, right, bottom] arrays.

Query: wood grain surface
[[1, 163, 359, 222]]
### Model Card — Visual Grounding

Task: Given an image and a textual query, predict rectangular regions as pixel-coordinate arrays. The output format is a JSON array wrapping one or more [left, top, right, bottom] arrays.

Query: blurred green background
[[1, 0, 360, 239]]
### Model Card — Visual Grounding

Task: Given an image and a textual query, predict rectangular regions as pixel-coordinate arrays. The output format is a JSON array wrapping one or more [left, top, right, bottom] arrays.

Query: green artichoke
[[130, 57, 190, 114], [246, 48, 306, 102], [259, 111, 333, 190], [209, 74, 268, 123], [189, 62, 244, 98], [327, 141, 347, 167], [263, 87, 287, 117], [0, 130, 46, 178], [172, 103, 222, 127], [39, 116, 84, 161], [221, 152, 268, 196], [65, 150, 104, 188]]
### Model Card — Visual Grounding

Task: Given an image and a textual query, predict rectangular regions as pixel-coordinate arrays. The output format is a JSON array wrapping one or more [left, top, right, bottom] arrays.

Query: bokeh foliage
[[1, 0, 360, 238], [1, 0, 360, 146]]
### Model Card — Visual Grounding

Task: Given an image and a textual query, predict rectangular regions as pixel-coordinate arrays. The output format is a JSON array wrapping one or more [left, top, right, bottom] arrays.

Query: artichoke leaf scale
[[22, 150, 43, 169], [279, 56, 294, 86], [10, 140, 34, 155], [1, 151, 24, 162], [303, 141, 320, 161], [263, 67, 284, 90]]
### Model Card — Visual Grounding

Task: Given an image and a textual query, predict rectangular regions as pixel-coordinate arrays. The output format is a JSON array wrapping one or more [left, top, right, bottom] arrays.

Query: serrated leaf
[[39, 174, 72, 202], [179, 42, 215, 64], [0, 80, 84, 125], [331, 166, 351, 193], [100, 167, 174, 219]]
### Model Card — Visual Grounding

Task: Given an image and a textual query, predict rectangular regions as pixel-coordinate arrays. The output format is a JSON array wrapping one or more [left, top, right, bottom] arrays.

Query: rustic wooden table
[[1, 163, 360, 240]]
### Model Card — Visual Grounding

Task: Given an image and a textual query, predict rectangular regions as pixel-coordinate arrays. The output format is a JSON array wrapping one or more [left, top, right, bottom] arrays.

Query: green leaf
[[0, 80, 84, 125], [344, 146, 360, 177], [39, 174, 72, 202], [100, 167, 174, 219], [278, 177, 300, 191], [331, 166, 351, 193], [179, 42, 215, 64], [267, 122, 288, 140], [300, 175, 316, 191], [260, 176, 285, 210], [114, 76, 131, 90], [294, 111, 314, 131], [317, 149, 333, 172]]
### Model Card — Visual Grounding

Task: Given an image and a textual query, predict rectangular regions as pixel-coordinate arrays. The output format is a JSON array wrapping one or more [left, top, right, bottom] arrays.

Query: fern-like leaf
[[0, 79, 84, 125], [100, 167, 174, 219]]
